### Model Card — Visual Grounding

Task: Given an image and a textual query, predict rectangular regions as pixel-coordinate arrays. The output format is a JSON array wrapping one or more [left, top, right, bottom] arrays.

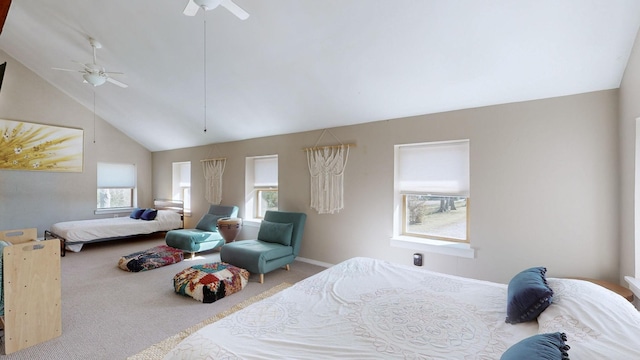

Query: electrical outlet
[[413, 253, 423, 266]]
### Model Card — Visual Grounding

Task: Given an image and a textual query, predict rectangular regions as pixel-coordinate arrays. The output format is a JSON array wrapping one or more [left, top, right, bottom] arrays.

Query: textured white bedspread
[[539, 278, 640, 359], [165, 257, 541, 359], [50, 210, 182, 251]]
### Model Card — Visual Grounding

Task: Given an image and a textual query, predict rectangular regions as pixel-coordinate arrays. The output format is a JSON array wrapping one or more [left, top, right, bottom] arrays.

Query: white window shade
[[97, 163, 136, 188], [254, 156, 278, 187], [397, 140, 469, 196], [173, 162, 191, 188]]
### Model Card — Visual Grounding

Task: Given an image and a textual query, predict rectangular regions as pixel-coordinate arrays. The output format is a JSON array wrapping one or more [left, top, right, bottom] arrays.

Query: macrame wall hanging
[[304, 130, 355, 214], [201, 158, 225, 204], [201, 146, 226, 205]]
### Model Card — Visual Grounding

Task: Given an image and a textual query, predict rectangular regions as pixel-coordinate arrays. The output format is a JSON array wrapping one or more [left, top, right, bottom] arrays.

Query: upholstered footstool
[[173, 262, 249, 303], [118, 245, 184, 272]]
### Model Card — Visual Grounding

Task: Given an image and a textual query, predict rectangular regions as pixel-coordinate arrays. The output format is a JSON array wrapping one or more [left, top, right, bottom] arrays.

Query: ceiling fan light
[[83, 72, 106, 86], [194, 0, 221, 10]]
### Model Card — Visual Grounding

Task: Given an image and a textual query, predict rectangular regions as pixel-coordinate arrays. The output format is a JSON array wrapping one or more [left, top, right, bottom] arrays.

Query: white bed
[[47, 200, 183, 254], [164, 257, 640, 359]]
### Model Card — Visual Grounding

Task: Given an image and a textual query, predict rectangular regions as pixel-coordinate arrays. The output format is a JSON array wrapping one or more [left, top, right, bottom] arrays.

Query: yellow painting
[[0, 119, 83, 172]]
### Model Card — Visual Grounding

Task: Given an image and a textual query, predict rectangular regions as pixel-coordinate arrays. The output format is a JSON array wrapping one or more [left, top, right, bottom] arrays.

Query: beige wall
[[0, 50, 153, 236], [1, 47, 624, 285], [619, 30, 640, 281], [154, 90, 619, 284]]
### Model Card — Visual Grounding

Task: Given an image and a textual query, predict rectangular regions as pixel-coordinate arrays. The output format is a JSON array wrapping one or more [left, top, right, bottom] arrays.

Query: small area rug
[[118, 245, 184, 272], [128, 282, 292, 360]]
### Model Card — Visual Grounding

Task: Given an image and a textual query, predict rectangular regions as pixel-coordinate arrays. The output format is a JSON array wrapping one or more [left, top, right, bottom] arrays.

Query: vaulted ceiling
[[1, 1, 640, 152]]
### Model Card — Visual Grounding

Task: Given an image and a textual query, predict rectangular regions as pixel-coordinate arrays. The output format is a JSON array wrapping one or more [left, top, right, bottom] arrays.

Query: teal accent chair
[[220, 211, 306, 283], [165, 205, 239, 258]]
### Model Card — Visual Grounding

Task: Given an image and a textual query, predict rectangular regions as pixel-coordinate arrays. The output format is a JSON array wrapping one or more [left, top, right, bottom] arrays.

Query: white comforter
[[50, 210, 182, 252], [166, 257, 543, 359], [539, 278, 640, 358], [165, 257, 640, 359]]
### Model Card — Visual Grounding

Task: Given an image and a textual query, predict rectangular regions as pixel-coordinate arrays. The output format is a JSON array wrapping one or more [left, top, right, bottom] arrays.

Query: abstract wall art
[[0, 119, 83, 172]]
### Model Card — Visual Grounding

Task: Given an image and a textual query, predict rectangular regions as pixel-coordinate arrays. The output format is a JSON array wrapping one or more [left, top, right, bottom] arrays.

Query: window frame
[[401, 194, 469, 243], [245, 155, 278, 220], [96, 162, 136, 210], [97, 188, 134, 210], [394, 140, 470, 244], [254, 187, 278, 219], [172, 161, 192, 216]]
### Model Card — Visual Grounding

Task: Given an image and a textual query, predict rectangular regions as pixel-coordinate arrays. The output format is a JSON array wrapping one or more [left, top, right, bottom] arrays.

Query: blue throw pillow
[[257, 221, 293, 246], [505, 267, 553, 324], [501, 332, 570, 360], [140, 208, 158, 221], [195, 214, 224, 232], [129, 208, 145, 219]]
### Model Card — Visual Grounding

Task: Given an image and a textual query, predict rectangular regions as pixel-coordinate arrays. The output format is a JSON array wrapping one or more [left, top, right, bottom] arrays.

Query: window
[[97, 162, 136, 209], [172, 161, 191, 215], [395, 140, 470, 242], [246, 155, 278, 219]]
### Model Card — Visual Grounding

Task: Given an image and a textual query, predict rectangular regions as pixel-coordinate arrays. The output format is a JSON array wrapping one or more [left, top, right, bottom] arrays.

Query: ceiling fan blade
[[221, 0, 249, 19], [106, 77, 128, 88], [71, 60, 93, 72], [183, 0, 200, 16], [52, 67, 82, 73]]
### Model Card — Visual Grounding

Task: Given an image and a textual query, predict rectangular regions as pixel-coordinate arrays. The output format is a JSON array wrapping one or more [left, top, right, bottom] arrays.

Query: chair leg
[[285, 264, 290, 271], [259, 274, 264, 284]]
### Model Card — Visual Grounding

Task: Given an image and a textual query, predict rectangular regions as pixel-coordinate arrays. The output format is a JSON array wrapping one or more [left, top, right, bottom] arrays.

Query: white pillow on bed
[[155, 210, 180, 222]]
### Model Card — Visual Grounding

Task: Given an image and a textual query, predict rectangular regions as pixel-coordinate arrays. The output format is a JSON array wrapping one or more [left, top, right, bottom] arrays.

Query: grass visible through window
[[405, 195, 468, 242]]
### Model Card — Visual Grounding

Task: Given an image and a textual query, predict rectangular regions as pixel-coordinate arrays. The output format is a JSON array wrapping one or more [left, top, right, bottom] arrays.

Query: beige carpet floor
[[129, 282, 292, 360], [0, 235, 325, 359]]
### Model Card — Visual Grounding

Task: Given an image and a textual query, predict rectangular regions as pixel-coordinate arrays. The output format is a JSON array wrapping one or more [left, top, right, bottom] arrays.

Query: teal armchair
[[220, 211, 306, 283], [165, 205, 239, 258]]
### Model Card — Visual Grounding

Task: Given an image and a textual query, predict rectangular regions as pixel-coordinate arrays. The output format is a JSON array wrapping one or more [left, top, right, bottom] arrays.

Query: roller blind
[[397, 140, 469, 196], [173, 162, 191, 188], [254, 156, 278, 187], [97, 162, 136, 188]]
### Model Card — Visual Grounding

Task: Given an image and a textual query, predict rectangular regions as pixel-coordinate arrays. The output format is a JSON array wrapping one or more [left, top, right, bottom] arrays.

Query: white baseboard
[[296, 256, 332, 268]]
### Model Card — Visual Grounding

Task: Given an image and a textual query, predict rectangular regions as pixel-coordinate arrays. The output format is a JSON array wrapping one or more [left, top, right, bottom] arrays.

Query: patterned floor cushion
[[173, 262, 249, 303], [118, 245, 184, 272]]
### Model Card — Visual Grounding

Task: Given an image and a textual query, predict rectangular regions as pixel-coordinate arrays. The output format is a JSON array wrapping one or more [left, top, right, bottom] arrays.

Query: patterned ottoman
[[173, 262, 249, 303], [118, 245, 184, 272]]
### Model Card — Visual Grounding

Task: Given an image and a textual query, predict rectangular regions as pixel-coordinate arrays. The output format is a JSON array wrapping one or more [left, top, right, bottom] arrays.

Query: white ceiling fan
[[52, 37, 128, 88], [183, 0, 249, 20]]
